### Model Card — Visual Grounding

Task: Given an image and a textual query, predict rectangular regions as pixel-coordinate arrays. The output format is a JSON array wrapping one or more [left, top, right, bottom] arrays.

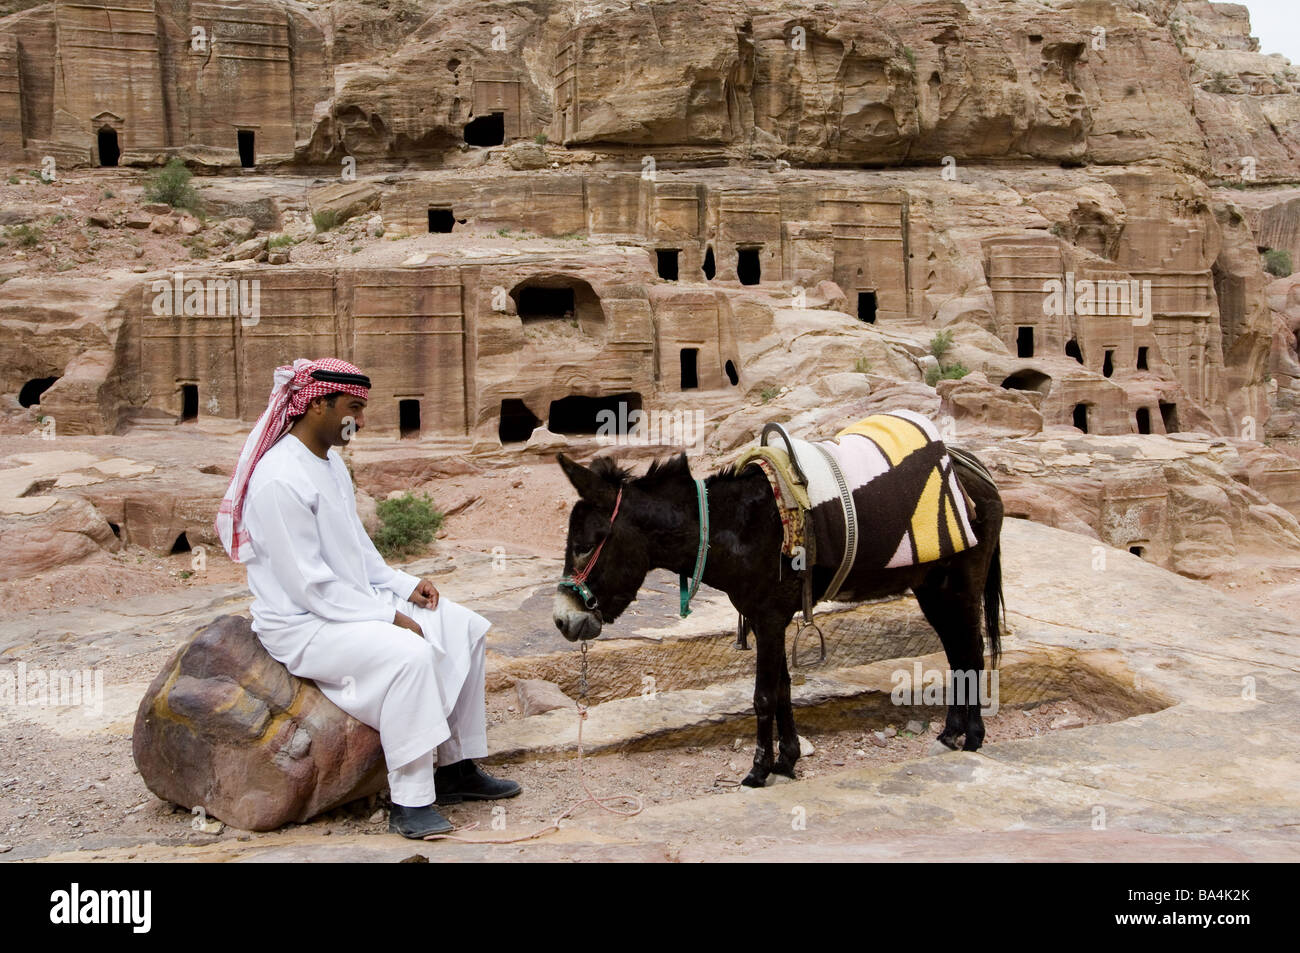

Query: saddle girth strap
[[812, 443, 858, 604]]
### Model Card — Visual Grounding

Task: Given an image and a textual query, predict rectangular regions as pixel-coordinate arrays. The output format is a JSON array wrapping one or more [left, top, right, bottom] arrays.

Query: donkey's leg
[[913, 567, 985, 751], [742, 620, 785, 787], [772, 640, 800, 778]]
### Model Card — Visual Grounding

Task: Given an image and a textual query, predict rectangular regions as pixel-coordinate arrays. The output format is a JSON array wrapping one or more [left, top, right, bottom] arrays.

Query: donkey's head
[[553, 451, 695, 641]]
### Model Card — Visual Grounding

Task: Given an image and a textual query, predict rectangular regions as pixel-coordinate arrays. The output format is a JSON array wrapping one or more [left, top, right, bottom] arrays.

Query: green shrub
[[144, 158, 201, 212], [1264, 248, 1293, 278], [925, 362, 970, 387], [760, 386, 778, 403], [535, 133, 548, 145], [902, 46, 916, 69], [268, 234, 295, 249], [312, 209, 341, 232], [7, 223, 41, 247], [929, 329, 954, 361], [7, 176, 19, 185], [373, 492, 444, 558], [853, 355, 872, 374]]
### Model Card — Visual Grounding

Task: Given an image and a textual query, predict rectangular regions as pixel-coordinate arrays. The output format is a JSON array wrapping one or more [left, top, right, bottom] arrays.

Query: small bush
[[144, 158, 201, 212], [902, 46, 916, 69], [535, 133, 548, 145], [312, 209, 341, 232], [1264, 248, 1293, 278], [853, 355, 872, 374], [373, 492, 444, 559], [102, 188, 114, 199], [268, 234, 295, 249], [929, 329, 954, 361], [7, 224, 42, 247], [760, 386, 778, 403], [7, 176, 19, 185], [925, 362, 970, 387]]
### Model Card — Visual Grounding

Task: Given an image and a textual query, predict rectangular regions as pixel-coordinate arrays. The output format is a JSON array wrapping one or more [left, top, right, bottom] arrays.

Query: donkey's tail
[[983, 541, 1004, 669]]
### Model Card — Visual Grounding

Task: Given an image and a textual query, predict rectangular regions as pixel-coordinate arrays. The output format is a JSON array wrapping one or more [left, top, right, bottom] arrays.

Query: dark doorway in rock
[[1129, 545, 1145, 558], [1103, 349, 1115, 378], [237, 130, 255, 168], [1072, 403, 1088, 433], [1159, 401, 1180, 434], [181, 383, 198, 421], [1065, 338, 1083, 363], [680, 348, 699, 389], [1000, 369, 1051, 393], [737, 247, 761, 285], [657, 249, 679, 281], [702, 246, 716, 280], [1136, 406, 1151, 434], [171, 532, 191, 554], [499, 399, 540, 443], [108, 522, 121, 538], [724, 360, 739, 385], [1016, 326, 1034, 358], [97, 128, 119, 167], [1136, 346, 1149, 370], [19, 376, 58, 407], [464, 112, 505, 147], [858, 291, 877, 324], [399, 399, 421, 438], [428, 208, 454, 233], [517, 286, 575, 320], [548, 392, 642, 435]]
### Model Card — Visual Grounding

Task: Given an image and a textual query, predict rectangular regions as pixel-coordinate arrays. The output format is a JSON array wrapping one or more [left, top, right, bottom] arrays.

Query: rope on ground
[[423, 701, 643, 845]]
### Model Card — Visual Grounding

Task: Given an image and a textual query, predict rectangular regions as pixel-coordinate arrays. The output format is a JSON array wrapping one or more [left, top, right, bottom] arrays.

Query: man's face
[[316, 394, 367, 445]]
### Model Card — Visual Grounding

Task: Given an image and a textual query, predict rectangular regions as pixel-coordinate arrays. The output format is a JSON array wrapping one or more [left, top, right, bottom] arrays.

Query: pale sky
[[1240, 1, 1300, 63]]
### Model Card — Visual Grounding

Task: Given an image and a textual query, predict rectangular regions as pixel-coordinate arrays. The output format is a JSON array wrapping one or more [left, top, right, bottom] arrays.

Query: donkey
[[553, 445, 1005, 788]]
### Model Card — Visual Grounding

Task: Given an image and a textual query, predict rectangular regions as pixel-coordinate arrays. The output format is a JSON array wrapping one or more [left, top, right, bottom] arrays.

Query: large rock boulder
[[132, 615, 386, 832]]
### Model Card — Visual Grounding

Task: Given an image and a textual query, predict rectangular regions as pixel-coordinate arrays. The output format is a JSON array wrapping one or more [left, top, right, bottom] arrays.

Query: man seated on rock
[[214, 357, 520, 839]]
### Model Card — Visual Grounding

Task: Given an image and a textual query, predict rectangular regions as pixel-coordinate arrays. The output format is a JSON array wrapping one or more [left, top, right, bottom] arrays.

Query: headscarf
[[215, 357, 371, 562]]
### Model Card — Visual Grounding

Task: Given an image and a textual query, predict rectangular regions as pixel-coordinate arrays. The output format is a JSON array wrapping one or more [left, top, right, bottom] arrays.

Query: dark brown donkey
[[552, 448, 1005, 788]]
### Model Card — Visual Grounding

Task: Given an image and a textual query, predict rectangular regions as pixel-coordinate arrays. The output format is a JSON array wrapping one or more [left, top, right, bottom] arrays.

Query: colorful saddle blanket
[[736, 410, 978, 600]]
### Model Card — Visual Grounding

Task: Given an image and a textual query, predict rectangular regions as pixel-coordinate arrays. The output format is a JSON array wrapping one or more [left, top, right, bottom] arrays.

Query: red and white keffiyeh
[[215, 357, 371, 562]]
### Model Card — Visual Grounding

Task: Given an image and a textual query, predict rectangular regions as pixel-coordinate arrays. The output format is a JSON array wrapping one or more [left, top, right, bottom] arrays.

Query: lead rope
[[424, 639, 643, 844]]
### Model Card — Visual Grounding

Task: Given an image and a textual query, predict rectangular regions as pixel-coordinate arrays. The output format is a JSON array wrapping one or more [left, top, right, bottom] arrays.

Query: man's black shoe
[[388, 802, 454, 838], [434, 759, 522, 805]]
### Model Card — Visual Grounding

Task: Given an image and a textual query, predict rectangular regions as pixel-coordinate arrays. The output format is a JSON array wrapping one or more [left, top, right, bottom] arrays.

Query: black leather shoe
[[388, 802, 454, 838], [434, 759, 522, 805]]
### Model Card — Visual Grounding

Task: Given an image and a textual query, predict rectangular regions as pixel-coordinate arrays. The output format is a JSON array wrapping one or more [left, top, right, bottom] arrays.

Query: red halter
[[570, 486, 623, 586]]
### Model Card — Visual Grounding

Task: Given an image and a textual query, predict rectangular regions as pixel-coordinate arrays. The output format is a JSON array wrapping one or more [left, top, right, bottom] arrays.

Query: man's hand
[[393, 610, 425, 638], [408, 578, 440, 610]]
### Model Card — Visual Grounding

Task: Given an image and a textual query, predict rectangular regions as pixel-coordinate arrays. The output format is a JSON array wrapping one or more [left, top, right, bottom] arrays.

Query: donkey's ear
[[557, 453, 615, 503]]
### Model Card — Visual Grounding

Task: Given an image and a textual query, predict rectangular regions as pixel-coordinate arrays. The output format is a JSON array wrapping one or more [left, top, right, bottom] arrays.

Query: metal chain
[[578, 640, 589, 703]]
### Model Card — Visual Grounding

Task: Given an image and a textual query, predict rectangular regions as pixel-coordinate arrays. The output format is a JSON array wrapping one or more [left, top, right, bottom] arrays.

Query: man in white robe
[[215, 358, 520, 838]]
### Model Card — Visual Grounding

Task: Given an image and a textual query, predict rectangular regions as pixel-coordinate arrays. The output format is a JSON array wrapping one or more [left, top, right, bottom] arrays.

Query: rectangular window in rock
[[238, 130, 255, 168], [1016, 325, 1034, 357], [181, 383, 198, 421], [428, 208, 455, 233], [1072, 403, 1088, 433], [858, 291, 878, 324], [1137, 346, 1149, 370], [680, 348, 699, 389], [657, 249, 680, 281], [737, 247, 761, 285]]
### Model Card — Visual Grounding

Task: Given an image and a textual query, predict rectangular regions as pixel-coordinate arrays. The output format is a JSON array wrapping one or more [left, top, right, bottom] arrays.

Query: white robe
[[240, 433, 490, 781]]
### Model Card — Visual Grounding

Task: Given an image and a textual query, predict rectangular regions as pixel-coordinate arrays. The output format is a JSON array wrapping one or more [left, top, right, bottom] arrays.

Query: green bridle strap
[[679, 477, 709, 617]]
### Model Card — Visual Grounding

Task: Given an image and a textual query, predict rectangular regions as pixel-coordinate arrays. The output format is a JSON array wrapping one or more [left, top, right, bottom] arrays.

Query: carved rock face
[[132, 614, 386, 831]]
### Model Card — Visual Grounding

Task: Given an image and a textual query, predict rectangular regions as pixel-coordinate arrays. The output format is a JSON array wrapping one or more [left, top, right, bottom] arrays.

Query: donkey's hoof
[[741, 769, 769, 788], [928, 738, 959, 756]]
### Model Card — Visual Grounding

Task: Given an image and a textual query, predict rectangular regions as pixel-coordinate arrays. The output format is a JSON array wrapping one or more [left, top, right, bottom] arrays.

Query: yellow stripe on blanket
[[836, 414, 930, 466]]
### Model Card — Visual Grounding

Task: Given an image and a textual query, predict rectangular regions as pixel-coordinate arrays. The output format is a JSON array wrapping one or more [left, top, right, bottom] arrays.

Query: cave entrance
[[237, 130, 255, 168], [737, 247, 761, 285], [702, 246, 716, 281], [1000, 369, 1051, 393], [499, 399, 540, 443], [97, 128, 120, 167], [1016, 326, 1034, 358], [1159, 401, 1180, 434], [548, 392, 642, 435], [171, 532, 191, 554], [464, 112, 505, 147], [1136, 406, 1151, 434], [517, 286, 575, 321], [399, 399, 421, 438], [858, 291, 877, 324], [1072, 403, 1089, 433], [19, 376, 58, 407], [1137, 346, 1149, 370], [680, 348, 699, 389], [1129, 545, 1146, 559], [1065, 338, 1083, 363], [724, 360, 739, 385], [657, 249, 680, 281], [428, 208, 455, 233], [181, 383, 198, 422], [1103, 349, 1115, 378]]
